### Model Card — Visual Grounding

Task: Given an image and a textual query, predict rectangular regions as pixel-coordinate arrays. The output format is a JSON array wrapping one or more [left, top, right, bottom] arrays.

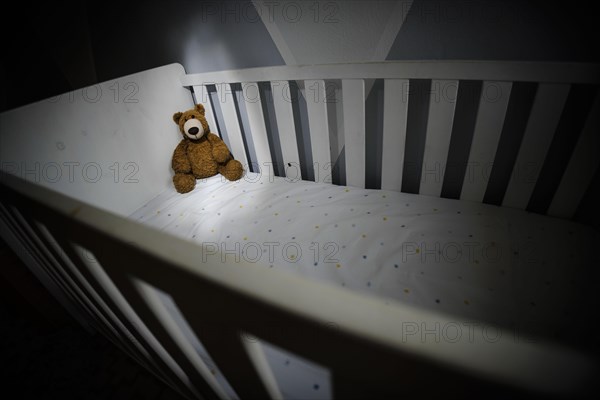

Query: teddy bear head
[[172, 104, 210, 141]]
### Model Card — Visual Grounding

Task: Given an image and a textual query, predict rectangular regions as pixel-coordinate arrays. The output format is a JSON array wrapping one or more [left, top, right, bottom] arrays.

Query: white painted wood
[[341, 79, 366, 188], [502, 84, 570, 209], [182, 61, 600, 87], [271, 80, 301, 181], [381, 79, 409, 191], [305, 79, 332, 183], [419, 80, 458, 196], [242, 82, 272, 174], [548, 93, 600, 218], [193, 85, 220, 138], [0, 63, 192, 217], [215, 83, 250, 169], [460, 81, 513, 202]]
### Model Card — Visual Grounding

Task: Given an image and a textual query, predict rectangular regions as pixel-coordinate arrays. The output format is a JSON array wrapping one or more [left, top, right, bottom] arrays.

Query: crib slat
[[52, 242, 182, 388], [29, 221, 156, 370], [0, 205, 86, 314], [419, 80, 458, 196], [381, 79, 409, 192], [243, 82, 273, 173], [460, 81, 513, 202], [0, 207, 102, 336], [501, 84, 570, 209], [62, 242, 196, 398], [193, 85, 220, 139], [215, 83, 250, 169], [305, 79, 332, 183], [547, 92, 600, 218], [342, 79, 366, 188], [0, 207, 96, 333], [0, 197, 193, 399], [12, 210, 188, 395], [271, 80, 302, 180], [99, 269, 220, 399], [0, 206, 144, 364]]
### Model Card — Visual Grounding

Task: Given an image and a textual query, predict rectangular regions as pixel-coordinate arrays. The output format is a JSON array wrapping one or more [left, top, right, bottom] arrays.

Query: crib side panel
[[3, 171, 597, 399], [181, 61, 600, 220]]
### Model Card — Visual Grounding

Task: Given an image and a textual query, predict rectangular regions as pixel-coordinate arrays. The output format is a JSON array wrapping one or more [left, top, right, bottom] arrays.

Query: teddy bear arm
[[207, 133, 231, 163], [172, 140, 191, 173]]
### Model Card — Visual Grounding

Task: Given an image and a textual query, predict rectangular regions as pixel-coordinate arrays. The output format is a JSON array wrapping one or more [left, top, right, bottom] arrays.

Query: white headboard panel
[[0, 64, 193, 216]]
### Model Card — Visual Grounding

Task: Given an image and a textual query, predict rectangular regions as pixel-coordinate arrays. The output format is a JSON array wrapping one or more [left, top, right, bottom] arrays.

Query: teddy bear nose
[[188, 127, 199, 135]]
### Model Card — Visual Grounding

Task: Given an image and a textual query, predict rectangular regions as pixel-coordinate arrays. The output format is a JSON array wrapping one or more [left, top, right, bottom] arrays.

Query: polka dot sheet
[[129, 172, 600, 396]]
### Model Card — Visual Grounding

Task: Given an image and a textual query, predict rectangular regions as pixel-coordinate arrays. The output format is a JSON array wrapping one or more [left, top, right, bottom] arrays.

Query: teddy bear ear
[[172, 112, 183, 124], [195, 104, 205, 115]]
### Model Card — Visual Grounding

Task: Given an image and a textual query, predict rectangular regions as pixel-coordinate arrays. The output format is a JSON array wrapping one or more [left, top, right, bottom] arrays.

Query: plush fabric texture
[[171, 104, 243, 193]]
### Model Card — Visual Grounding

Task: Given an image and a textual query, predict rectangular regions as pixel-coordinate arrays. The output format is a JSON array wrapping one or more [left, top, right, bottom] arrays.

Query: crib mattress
[[130, 172, 599, 398]]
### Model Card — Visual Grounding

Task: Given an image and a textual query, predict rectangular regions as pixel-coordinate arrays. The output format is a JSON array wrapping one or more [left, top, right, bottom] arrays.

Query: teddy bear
[[171, 104, 243, 193]]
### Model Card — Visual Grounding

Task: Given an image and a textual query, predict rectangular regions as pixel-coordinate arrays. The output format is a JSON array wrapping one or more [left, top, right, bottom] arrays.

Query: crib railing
[[1, 169, 597, 399], [181, 61, 600, 220]]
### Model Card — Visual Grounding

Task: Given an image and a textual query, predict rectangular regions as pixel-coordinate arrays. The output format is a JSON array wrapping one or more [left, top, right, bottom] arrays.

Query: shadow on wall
[[87, 0, 284, 82], [2, 0, 598, 112]]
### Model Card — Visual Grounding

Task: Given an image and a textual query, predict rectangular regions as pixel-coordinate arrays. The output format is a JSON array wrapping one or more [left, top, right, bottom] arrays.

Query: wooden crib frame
[[1, 61, 599, 398]]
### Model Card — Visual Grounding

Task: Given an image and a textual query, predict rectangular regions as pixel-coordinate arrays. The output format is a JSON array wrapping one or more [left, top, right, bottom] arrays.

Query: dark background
[[1, 0, 598, 113]]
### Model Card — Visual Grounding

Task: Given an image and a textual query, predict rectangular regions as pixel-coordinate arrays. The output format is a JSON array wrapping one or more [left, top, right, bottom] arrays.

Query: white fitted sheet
[[129, 172, 599, 397]]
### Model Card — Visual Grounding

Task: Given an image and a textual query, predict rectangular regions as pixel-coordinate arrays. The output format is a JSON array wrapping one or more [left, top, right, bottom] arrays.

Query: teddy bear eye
[[190, 115, 195, 119]]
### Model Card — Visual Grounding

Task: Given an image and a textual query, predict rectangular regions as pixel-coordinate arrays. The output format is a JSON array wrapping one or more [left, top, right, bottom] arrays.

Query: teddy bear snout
[[183, 118, 204, 139]]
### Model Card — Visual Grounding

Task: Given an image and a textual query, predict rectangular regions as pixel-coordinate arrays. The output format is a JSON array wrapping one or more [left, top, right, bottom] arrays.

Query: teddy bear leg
[[219, 159, 243, 181], [173, 173, 196, 193]]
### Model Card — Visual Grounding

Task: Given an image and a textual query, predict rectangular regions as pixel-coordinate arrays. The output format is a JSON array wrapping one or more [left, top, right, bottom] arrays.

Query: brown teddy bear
[[171, 104, 243, 193]]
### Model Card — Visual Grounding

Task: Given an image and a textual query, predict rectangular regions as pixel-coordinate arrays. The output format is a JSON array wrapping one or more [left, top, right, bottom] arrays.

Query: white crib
[[1, 61, 599, 399]]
